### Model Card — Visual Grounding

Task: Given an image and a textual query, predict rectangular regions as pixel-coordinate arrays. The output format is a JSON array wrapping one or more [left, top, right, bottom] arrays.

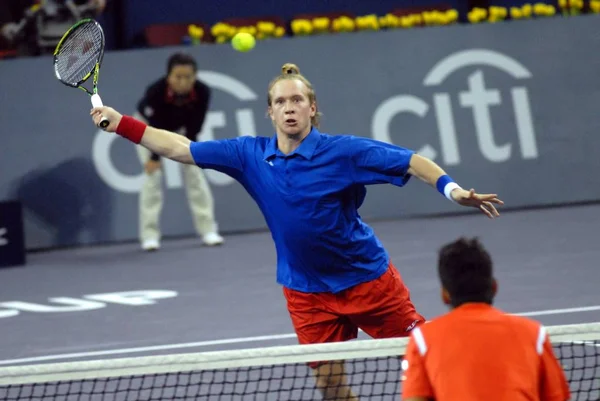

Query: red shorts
[[283, 262, 425, 368]]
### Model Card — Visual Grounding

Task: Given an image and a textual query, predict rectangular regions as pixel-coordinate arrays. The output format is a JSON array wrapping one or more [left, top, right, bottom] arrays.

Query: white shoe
[[141, 239, 160, 251], [202, 232, 224, 246]]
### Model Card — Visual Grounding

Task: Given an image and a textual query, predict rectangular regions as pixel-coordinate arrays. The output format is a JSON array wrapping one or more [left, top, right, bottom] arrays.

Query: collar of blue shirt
[[263, 126, 321, 161]]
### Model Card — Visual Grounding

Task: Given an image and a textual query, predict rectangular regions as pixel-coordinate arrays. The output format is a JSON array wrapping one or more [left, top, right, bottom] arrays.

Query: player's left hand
[[451, 188, 503, 219]]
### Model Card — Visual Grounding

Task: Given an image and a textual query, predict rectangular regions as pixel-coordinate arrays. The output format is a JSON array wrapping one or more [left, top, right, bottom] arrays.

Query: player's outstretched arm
[[91, 106, 195, 165], [407, 154, 504, 218]]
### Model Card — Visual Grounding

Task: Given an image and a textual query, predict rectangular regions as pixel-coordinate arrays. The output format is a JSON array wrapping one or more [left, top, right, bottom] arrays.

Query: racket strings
[[55, 23, 103, 85]]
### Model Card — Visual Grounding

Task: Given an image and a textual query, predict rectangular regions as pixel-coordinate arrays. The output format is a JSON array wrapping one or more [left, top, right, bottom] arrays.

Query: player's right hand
[[90, 106, 122, 133]]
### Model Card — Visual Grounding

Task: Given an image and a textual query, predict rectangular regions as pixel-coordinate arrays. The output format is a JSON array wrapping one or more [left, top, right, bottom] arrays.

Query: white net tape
[[0, 322, 598, 386]]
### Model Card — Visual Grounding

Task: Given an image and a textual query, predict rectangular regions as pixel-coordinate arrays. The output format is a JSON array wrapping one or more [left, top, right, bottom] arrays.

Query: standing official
[[134, 52, 223, 251]]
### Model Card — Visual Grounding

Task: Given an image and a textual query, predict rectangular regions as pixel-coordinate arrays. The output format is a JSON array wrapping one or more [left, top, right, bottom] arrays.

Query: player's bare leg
[[313, 361, 358, 401]]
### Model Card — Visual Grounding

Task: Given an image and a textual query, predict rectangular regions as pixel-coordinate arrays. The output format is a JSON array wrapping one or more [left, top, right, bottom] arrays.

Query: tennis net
[[0, 322, 598, 400]]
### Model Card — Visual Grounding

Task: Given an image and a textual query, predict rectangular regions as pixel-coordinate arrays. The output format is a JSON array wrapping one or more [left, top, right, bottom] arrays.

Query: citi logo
[[372, 49, 538, 165]]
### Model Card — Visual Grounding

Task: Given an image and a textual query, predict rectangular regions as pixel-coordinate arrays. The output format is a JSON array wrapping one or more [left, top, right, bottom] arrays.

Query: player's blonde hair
[[267, 63, 322, 128]]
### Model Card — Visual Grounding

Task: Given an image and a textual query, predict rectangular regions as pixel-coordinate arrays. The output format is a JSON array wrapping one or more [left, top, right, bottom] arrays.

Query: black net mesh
[[0, 338, 598, 401], [54, 21, 104, 85]]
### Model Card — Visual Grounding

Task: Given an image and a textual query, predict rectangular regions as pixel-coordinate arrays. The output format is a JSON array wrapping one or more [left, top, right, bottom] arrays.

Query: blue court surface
[[0, 203, 599, 367]]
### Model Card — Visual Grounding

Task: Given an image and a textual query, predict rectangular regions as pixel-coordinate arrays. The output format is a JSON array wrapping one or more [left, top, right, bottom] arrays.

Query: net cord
[[0, 322, 598, 386]]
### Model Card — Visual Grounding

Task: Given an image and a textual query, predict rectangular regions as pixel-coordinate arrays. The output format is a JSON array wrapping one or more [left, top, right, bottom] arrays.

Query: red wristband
[[116, 115, 147, 144]]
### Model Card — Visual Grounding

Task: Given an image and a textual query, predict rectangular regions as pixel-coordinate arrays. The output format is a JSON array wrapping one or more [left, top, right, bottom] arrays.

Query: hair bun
[[281, 63, 300, 75]]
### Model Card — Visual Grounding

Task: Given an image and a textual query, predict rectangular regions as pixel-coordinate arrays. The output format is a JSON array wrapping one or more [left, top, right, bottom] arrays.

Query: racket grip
[[91, 94, 110, 129], [91, 93, 103, 108]]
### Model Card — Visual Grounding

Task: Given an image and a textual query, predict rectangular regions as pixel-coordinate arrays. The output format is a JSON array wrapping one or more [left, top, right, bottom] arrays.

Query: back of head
[[438, 237, 495, 308], [267, 63, 322, 127]]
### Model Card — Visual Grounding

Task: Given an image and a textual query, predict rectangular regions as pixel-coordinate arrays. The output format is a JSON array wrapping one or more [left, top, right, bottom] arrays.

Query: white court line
[[0, 304, 598, 366], [515, 305, 600, 317]]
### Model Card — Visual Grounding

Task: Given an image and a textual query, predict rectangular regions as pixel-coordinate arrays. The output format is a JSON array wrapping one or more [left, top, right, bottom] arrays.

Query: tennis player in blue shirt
[[91, 62, 503, 401]]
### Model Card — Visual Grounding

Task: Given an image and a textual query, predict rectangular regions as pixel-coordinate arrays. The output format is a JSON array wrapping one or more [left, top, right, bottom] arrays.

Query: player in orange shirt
[[402, 237, 571, 401]]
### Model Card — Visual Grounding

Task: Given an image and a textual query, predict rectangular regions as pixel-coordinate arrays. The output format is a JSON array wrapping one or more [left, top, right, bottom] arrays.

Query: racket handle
[[91, 94, 110, 129]]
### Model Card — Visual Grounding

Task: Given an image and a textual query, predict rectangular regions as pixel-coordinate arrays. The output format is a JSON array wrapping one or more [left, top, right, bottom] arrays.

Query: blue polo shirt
[[190, 127, 415, 293]]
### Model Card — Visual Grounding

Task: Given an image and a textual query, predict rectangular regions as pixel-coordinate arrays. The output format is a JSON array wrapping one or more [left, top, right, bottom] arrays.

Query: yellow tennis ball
[[231, 32, 255, 52]]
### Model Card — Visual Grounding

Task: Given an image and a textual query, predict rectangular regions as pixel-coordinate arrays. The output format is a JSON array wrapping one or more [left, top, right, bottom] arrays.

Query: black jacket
[[137, 77, 211, 161]]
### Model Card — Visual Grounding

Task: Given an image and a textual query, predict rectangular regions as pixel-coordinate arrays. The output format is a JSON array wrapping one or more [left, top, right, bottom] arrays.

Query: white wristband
[[443, 182, 462, 203]]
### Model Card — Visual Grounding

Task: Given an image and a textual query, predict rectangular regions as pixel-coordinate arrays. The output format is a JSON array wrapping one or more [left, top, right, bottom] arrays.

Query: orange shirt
[[402, 303, 570, 401]]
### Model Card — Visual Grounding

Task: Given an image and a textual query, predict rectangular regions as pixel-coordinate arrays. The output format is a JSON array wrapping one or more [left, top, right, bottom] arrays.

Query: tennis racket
[[53, 18, 109, 129]]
